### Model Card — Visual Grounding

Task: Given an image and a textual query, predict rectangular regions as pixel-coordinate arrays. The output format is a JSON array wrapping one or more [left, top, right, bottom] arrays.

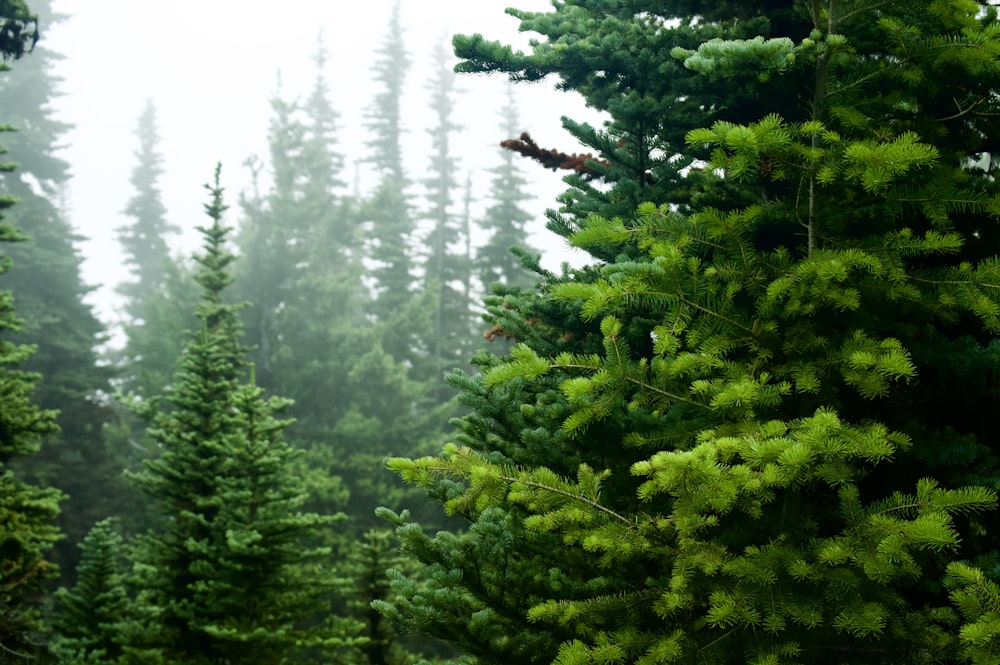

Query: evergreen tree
[[363, 0, 416, 344], [475, 87, 537, 294], [116, 99, 179, 311], [0, 75, 61, 665], [114, 98, 191, 400], [421, 38, 476, 391], [112, 100, 194, 512], [122, 167, 356, 665], [51, 518, 127, 665], [384, 2, 1000, 664], [0, 0, 116, 577]]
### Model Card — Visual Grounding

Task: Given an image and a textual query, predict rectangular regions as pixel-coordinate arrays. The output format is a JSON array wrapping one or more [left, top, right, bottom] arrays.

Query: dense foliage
[[6, 1, 1000, 664], [384, 1, 1000, 664]]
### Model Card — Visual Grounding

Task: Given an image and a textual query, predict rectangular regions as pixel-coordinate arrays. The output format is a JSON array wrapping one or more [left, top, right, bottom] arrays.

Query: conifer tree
[[363, 0, 416, 342], [51, 518, 127, 665], [0, 0, 116, 577], [0, 72, 61, 665], [117, 99, 178, 310], [122, 167, 356, 665], [113, 99, 195, 496], [384, 2, 1000, 664], [476, 87, 537, 294], [421, 38, 476, 390]]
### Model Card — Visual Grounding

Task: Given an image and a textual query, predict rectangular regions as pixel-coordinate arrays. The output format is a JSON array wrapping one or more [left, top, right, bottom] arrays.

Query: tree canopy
[[383, 1, 1000, 663]]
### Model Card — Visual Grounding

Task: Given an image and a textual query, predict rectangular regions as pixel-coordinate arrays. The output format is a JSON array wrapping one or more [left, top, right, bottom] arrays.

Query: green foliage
[[383, 1, 1000, 663], [122, 168, 359, 665], [0, 0, 118, 582], [0, 64, 61, 660], [0, 0, 36, 61], [51, 518, 128, 665]]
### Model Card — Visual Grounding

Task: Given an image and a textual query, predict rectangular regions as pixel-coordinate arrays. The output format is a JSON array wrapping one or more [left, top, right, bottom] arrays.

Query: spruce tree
[[363, 0, 416, 343], [475, 87, 537, 294], [115, 98, 192, 401], [51, 518, 127, 665], [0, 0, 116, 577], [123, 167, 356, 665], [421, 38, 476, 391], [112, 100, 195, 518], [117, 99, 179, 311], [384, 2, 1000, 664], [0, 74, 61, 665]]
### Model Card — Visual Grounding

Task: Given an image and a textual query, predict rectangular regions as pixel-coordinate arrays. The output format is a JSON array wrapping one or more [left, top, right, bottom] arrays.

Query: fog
[[47, 0, 604, 329]]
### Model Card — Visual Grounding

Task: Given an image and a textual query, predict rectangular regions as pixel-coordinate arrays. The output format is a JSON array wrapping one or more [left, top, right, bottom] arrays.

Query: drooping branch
[[501, 132, 609, 180]]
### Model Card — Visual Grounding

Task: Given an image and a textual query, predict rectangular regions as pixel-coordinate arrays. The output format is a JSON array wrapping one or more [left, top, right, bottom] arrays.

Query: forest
[[4, 0, 1000, 664]]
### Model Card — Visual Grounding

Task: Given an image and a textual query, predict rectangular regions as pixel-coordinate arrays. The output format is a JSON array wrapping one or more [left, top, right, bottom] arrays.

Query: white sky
[[46, 0, 604, 326]]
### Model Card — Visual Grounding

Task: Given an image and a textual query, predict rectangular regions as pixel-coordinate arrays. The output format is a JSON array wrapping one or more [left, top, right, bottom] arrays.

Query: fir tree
[[0, 0, 116, 578], [0, 16, 62, 655], [475, 87, 537, 294], [116, 99, 178, 310], [112, 100, 194, 519], [363, 0, 416, 341], [114, 97, 191, 401], [122, 167, 356, 665], [51, 518, 127, 665], [385, 2, 1000, 664], [421, 38, 476, 391]]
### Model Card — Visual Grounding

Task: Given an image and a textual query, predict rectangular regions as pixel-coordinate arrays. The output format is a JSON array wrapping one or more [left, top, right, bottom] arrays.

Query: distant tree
[[51, 518, 128, 665], [0, 0, 116, 581], [0, 68, 61, 663], [363, 0, 416, 343], [421, 38, 476, 390], [122, 167, 358, 665], [113, 98, 194, 457], [117, 99, 178, 309], [475, 87, 537, 294]]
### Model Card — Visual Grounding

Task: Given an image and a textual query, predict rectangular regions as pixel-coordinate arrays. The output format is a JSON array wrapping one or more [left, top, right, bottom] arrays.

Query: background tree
[[0, 0, 117, 579], [420, 38, 476, 396], [475, 87, 537, 295], [0, 9, 62, 654], [0, 92, 62, 665], [122, 168, 358, 665], [114, 98, 191, 401], [363, 0, 418, 360], [383, 1, 1000, 664]]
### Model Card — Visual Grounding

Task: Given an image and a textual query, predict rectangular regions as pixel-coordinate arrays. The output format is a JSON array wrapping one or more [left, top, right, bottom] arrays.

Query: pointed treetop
[[193, 163, 240, 332]]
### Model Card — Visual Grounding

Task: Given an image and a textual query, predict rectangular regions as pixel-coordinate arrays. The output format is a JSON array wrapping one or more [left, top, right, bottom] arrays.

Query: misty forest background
[[4, 0, 546, 662], [7, 0, 1000, 664]]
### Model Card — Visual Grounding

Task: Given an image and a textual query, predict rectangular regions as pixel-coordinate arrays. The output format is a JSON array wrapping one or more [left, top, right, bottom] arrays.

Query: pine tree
[[363, 0, 416, 342], [421, 38, 476, 392], [475, 86, 537, 294], [0, 14, 62, 655], [122, 167, 357, 665], [384, 2, 1000, 664], [0, 0, 116, 578], [51, 518, 127, 665], [114, 98, 192, 399], [117, 99, 179, 311]]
